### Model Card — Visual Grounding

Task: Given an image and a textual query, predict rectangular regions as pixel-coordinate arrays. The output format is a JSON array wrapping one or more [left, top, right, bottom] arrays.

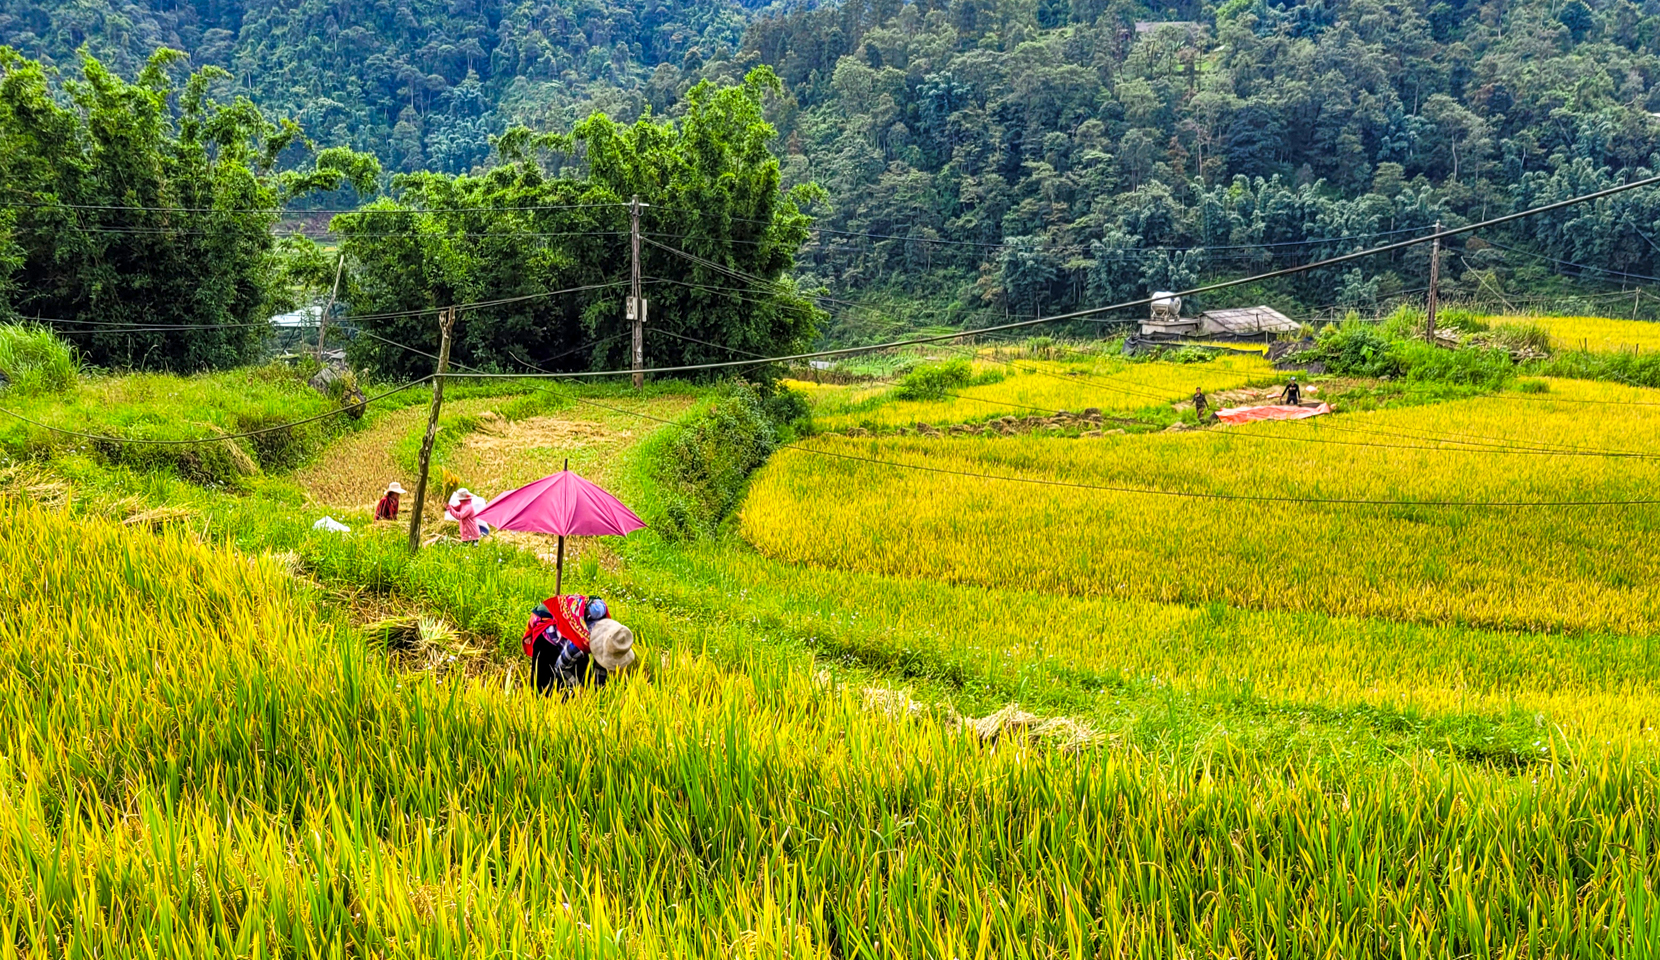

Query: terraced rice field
[[805, 349, 1279, 430], [6, 499, 1660, 957], [7, 344, 1660, 956], [1502, 313, 1660, 352]]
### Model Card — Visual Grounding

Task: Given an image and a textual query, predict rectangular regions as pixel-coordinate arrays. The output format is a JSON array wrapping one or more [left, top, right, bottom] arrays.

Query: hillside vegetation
[[7, 0, 1660, 346], [6, 334, 1660, 951]]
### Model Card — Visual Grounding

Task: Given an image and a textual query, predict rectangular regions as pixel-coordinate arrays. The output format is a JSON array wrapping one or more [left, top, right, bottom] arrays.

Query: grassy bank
[[2, 500, 1658, 957]]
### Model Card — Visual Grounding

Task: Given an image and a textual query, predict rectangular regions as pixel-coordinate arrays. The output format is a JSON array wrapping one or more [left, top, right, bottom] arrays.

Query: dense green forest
[[6, 0, 1660, 347]]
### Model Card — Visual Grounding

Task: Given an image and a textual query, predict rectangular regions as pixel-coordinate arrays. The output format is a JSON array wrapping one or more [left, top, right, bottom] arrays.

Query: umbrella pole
[[555, 459, 569, 594]]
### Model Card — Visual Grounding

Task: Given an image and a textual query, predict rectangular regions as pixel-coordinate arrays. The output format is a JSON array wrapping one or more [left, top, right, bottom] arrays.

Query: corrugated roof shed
[[1200, 306, 1299, 335]]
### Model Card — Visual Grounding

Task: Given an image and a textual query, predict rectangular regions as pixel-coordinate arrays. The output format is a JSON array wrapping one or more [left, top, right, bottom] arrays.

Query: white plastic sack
[[312, 516, 351, 533]]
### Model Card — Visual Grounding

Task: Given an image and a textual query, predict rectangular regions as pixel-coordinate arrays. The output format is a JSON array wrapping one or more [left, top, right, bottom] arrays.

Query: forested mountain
[[0, 0, 759, 172], [6, 0, 1660, 332], [732, 0, 1660, 326]]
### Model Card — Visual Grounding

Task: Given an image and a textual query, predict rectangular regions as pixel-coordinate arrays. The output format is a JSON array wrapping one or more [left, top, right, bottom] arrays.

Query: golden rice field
[[743, 376, 1660, 638], [1504, 313, 1660, 352], [641, 534, 1660, 746], [803, 350, 1277, 430], [13, 339, 1660, 956], [7, 499, 1660, 957]]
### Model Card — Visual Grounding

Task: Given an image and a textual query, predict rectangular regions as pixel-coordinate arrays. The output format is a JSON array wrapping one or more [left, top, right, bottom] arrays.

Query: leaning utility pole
[[1425, 220, 1442, 344], [629, 195, 647, 389], [317, 253, 344, 356], [408, 305, 456, 555]]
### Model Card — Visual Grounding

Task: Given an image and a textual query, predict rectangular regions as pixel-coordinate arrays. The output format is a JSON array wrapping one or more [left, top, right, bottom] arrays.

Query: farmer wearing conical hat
[[374, 481, 406, 522], [522, 595, 636, 696]]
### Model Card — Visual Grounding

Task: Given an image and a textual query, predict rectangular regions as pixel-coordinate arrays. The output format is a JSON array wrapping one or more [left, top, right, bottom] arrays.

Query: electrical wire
[[13, 280, 633, 334], [1481, 239, 1660, 285], [356, 321, 1660, 507], [707, 216, 1430, 252], [9, 223, 630, 241], [1, 198, 630, 215], [651, 328, 772, 358], [426, 177, 1643, 382]]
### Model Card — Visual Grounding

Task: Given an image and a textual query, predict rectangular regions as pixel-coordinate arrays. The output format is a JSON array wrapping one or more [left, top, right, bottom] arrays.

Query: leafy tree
[[0, 47, 378, 370], [998, 236, 1057, 315], [1558, 0, 1596, 42], [337, 67, 823, 381]]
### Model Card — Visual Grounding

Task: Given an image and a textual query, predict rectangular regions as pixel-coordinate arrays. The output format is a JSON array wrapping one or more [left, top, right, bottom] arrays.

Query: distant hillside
[[7, 0, 1660, 330], [733, 0, 1660, 328], [0, 0, 761, 171]]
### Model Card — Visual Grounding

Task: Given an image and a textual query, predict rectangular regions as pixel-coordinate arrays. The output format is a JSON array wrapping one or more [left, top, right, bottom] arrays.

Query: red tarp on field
[[1216, 402, 1332, 425]]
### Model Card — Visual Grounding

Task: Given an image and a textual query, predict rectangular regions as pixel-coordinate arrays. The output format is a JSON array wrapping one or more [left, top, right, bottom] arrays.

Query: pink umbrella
[[474, 460, 646, 592]]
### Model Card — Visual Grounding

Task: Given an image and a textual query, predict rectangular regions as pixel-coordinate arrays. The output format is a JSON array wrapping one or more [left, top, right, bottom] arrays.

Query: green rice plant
[[2, 500, 1659, 957], [0, 323, 76, 395]]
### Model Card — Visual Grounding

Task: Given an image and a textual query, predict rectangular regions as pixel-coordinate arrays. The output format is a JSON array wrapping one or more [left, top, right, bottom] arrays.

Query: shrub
[[1296, 323, 1404, 378], [893, 360, 975, 400], [1127, 344, 1215, 364], [654, 381, 809, 540], [0, 325, 77, 395]]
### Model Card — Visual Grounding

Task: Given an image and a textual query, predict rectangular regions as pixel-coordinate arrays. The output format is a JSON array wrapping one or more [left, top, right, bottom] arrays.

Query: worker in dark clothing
[[522, 595, 636, 696], [1279, 377, 1302, 405], [1193, 388, 1209, 420]]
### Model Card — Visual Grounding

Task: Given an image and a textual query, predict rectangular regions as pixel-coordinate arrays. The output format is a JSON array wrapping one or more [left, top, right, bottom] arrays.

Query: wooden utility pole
[[1425, 220, 1442, 343], [629, 195, 647, 389], [408, 306, 456, 555], [317, 253, 344, 356]]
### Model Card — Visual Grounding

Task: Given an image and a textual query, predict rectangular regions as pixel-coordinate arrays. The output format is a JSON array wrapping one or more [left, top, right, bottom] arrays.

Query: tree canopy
[[0, 47, 377, 370], [8, 0, 1660, 350], [334, 67, 822, 380]]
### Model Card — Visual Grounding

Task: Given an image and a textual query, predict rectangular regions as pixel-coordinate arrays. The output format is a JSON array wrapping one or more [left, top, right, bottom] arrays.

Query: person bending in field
[[1278, 377, 1302, 405], [446, 489, 486, 543], [523, 595, 636, 696], [375, 481, 406, 521]]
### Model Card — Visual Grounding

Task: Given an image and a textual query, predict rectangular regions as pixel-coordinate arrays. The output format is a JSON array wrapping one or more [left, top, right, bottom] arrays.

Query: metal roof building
[[1199, 306, 1300, 337]]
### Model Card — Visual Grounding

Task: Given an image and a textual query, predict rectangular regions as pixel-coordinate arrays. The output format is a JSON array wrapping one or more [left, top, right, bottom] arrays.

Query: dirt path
[[298, 393, 695, 531]]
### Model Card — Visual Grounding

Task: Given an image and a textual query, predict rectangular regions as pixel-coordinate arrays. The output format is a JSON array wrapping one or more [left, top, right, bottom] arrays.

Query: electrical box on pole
[[629, 196, 648, 389]]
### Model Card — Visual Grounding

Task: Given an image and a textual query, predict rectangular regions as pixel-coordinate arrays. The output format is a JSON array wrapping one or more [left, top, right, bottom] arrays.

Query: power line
[[438, 180, 1660, 382], [356, 315, 1660, 505], [708, 216, 1429, 252], [1481, 239, 1660, 285], [8, 223, 630, 241], [12, 280, 633, 334], [0, 199, 630, 215], [651, 328, 772, 358], [1488, 391, 1660, 406]]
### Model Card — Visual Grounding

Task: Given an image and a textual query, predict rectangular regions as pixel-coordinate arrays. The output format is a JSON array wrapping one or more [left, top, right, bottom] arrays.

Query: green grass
[[4, 363, 1660, 955], [0, 323, 77, 395], [3, 499, 1659, 957]]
